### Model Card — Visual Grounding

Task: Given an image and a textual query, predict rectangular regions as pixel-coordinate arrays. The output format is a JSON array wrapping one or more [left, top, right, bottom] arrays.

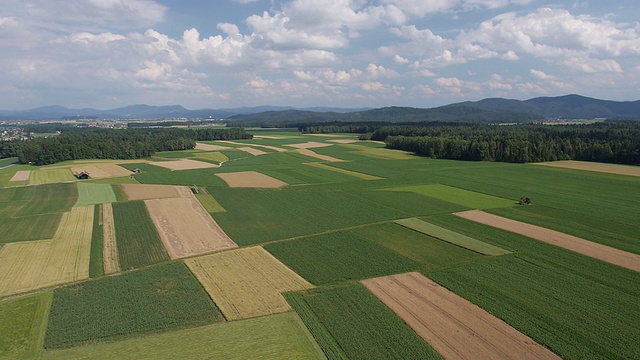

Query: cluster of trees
[[380, 122, 640, 164], [0, 127, 252, 165]]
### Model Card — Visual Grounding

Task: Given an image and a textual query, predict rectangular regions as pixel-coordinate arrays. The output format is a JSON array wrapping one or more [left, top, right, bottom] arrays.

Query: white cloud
[[530, 69, 553, 79]]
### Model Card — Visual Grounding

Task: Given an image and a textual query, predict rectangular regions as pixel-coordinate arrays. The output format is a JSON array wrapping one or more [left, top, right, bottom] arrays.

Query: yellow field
[[101, 203, 119, 274], [0, 206, 93, 297], [186, 247, 313, 320], [29, 169, 76, 185]]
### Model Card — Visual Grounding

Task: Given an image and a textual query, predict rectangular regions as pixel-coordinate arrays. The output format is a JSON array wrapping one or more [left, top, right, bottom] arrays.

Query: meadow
[[0, 129, 638, 359]]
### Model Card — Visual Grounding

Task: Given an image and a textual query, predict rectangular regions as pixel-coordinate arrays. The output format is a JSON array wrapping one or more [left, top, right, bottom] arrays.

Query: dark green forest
[[0, 127, 252, 165]]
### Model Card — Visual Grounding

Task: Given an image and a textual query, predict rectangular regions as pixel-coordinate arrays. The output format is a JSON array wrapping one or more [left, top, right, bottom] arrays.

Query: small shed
[[132, 168, 143, 174], [75, 171, 90, 180]]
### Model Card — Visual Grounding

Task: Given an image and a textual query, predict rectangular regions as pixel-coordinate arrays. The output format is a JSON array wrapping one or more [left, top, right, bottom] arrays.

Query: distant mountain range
[[1, 94, 638, 122]]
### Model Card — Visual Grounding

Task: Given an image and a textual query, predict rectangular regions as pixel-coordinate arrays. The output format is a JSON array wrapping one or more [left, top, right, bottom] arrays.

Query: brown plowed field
[[216, 171, 288, 188], [101, 203, 119, 274], [362, 272, 560, 360], [455, 210, 640, 272], [144, 196, 237, 259], [10, 171, 31, 181], [121, 184, 182, 201], [149, 159, 217, 170], [535, 160, 640, 177], [296, 149, 344, 162], [287, 141, 333, 149]]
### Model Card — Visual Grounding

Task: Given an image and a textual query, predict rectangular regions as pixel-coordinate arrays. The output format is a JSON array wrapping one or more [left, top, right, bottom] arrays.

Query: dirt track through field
[[455, 210, 640, 272], [363, 272, 560, 360], [535, 160, 640, 177], [101, 203, 119, 274], [216, 171, 288, 188], [145, 194, 237, 259], [9, 171, 30, 181]]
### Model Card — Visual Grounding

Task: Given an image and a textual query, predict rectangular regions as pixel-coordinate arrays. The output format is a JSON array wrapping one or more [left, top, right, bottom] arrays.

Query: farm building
[[75, 171, 90, 180]]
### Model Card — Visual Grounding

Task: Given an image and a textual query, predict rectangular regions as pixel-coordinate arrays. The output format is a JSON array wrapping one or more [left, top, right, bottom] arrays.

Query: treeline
[[380, 122, 640, 164], [0, 127, 252, 165]]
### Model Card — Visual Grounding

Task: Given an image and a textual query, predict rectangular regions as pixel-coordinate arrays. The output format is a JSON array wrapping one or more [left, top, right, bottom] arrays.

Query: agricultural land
[[0, 129, 638, 359]]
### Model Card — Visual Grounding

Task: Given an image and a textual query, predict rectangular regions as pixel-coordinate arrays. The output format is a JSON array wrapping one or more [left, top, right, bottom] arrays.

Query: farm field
[[535, 160, 640, 177], [0, 129, 638, 359], [29, 169, 76, 185], [70, 164, 132, 179], [186, 246, 313, 320], [111, 201, 169, 270]]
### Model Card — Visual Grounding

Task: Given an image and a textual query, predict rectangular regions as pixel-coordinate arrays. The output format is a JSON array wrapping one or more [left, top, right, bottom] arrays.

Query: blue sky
[[1, 0, 639, 110]]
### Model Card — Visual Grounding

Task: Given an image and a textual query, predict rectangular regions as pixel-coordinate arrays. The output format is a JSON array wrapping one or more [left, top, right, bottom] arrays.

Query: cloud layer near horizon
[[1, 0, 639, 109]]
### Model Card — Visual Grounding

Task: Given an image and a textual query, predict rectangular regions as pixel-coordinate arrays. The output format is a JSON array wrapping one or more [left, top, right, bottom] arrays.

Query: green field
[[75, 183, 117, 206], [0, 213, 62, 243], [287, 285, 440, 360], [0, 157, 17, 168], [89, 204, 104, 278], [111, 201, 169, 270], [394, 218, 511, 256], [0, 292, 52, 358], [386, 184, 516, 209], [194, 187, 225, 212], [29, 169, 76, 185], [264, 231, 420, 285], [0, 183, 77, 217], [41, 312, 323, 360], [44, 262, 223, 349]]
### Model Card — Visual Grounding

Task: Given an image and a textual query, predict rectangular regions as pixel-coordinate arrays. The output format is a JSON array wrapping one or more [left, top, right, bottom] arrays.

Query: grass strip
[[305, 162, 383, 180], [395, 218, 511, 256], [89, 204, 104, 278]]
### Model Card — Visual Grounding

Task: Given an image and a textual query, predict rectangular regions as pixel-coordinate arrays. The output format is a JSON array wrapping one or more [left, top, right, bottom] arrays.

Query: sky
[[1, 0, 639, 110]]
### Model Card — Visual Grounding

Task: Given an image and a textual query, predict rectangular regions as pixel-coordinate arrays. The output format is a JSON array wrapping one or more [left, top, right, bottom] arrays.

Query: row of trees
[[0, 127, 252, 165], [381, 122, 640, 164]]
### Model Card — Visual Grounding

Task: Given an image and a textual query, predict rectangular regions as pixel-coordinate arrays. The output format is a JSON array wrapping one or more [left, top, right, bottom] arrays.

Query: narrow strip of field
[[195, 143, 233, 151], [0, 206, 93, 297], [455, 210, 640, 272], [362, 272, 560, 360], [328, 139, 359, 144], [217, 140, 288, 152], [101, 203, 119, 274], [75, 183, 117, 206], [238, 147, 268, 156], [121, 184, 181, 201], [194, 188, 225, 213], [186, 247, 313, 320], [341, 144, 416, 159], [305, 162, 382, 180], [145, 195, 237, 259], [535, 160, 640, 177], [0, 292, 52, 359], [287, 142, 333, 149], [216, 171, 288, 188], [297, 148, 344, 162], [10, 171, 31, 182], [386, 184, 516, 209], [394, 218, 510, 256], [149, 159, 217, 170]]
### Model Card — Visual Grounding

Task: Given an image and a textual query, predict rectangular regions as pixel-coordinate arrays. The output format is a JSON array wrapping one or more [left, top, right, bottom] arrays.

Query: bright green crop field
[[0, 129, 638, 359]]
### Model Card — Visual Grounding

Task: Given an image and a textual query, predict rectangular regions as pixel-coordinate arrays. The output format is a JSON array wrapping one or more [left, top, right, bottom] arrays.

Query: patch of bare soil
[[363, 272, 560, 360], [144, 196, 238, 259], [287, 142, 333, 149], [455, 210, 640, 272], [296, 148, 344, 162], [10, 171, 30, 181], [216, 171, 288, 188], [195, 143, 232, 151], [535, 160, 640, 177], [328, 139, 359, 144], [149, 159, 217, 170], [237, 147, 267, 156]]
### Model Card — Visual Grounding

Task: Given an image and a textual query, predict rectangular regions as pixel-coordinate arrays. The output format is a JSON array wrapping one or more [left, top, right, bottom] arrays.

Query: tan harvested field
[[101, 203, 119, 274], [535, 160, 640, 177], [296, 148, 344, 163], [216, 171, 288, 188], [218, 140, 288, 152], [121, 184, 182, 201], [145, 195, 237, 259], [149, 159, 217, 171], [302, 134, 350, 138], [186, 247, 313, 320], [328, 139, 359, 144], [195, 143, 233, 151], [71, 164, 132, 179], [363, 272, 560, 360], [0, 206, 93, 297], [238, 147, 267, 156], [287, 141, 333, 149], [9, 171, 31, 182], [455, 210, 640, 272]]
